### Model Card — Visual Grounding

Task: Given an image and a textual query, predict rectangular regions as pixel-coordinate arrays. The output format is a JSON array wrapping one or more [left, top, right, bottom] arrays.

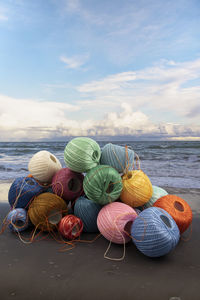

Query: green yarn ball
[[83, 165, 123, 205], [143, 185, 168, 209], [64, 137, 101, 173]]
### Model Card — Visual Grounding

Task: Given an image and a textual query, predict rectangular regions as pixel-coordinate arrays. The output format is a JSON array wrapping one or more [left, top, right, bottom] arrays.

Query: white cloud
[[0, 95, 199, 141], [0, 14, 8, 21], [0, 94, 80, 139], [60, 54, 89, 69], [0, 6, 8, 21], [77, 58, 200, 119]]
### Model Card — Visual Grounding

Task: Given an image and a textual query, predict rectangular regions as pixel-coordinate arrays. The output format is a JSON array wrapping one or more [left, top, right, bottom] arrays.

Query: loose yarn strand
[[51, 180, 64, 199], [129, 215, 148, 242], [14, 176, 45, 209], [103, 209, 135, 261], [104, 238, 126, 262], [135, 152, 141, 170]]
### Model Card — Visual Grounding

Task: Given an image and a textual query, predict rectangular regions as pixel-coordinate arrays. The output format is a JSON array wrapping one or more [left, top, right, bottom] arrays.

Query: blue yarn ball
[[131, 207, 180, 257], [7, 208, 29, 232], [74, 196, 102, 232], [100, 143, 134, 173], [8, 177, 44, 209]]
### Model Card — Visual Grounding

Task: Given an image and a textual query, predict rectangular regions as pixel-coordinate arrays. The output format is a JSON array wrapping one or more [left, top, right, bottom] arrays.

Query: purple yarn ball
[[52, 168, 84, 204]]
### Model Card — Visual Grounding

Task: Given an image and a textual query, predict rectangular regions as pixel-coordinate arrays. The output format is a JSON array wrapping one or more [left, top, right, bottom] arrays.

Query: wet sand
[[0, 186, 200, 300]]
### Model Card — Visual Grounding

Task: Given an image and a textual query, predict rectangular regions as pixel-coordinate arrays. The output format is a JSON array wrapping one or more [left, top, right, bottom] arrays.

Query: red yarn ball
[[52, 168, 84, 204], [58, 215, 83, 240]]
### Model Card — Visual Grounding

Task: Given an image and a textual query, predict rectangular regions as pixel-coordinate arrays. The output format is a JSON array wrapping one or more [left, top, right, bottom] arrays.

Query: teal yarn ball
[[100, 143, 134, 173], [74, 196, 102, 232], [83, 165, 123, 205], [143, 186, 168, 209], [131, 207, 180, 257], [64, 137, 101, 173]]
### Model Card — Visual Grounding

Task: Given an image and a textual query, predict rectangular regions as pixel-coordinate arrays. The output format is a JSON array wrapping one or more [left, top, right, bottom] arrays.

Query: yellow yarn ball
[[120, 170, 153, 207]]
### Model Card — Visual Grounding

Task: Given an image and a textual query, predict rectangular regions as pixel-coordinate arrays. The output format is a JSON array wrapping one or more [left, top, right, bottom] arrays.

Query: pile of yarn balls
[[6, 137, 193, 258]]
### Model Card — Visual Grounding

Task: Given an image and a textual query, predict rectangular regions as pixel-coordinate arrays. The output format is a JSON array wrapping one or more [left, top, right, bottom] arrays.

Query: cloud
[[0, 94, 80, 140], [0, 6, 8, 21], [0, 14, 8, 21], [77, 58, 200, 119], [0, 95, 199, 141], [60, 54, 89, 69], [56, 0, 199, 66]]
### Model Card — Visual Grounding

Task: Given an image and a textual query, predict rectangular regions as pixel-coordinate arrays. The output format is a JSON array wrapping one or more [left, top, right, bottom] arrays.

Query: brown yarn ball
[[28, 192, 67, 231]]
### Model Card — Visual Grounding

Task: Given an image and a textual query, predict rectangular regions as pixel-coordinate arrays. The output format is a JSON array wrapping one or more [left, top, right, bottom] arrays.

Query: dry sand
[[0, 185, 200, 300], [0, 181, 12, 203]]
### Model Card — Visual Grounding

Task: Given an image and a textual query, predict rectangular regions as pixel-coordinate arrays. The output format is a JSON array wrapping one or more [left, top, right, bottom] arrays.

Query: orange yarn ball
[[28, 192, 67, 231], [153, 195, 192, 234], [120, 170, 153, 207]]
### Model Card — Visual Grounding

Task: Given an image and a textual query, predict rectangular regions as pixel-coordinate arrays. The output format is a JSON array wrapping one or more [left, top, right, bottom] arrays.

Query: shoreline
[[0, 180, 200, 202]]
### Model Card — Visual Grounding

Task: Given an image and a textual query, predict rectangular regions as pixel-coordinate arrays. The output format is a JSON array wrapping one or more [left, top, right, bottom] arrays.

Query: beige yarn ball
[[28, 150, 62, 183]]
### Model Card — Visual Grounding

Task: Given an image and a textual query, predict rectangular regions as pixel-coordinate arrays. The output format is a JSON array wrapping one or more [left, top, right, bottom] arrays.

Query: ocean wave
[[0, 165, 28, 172], [147, 143, 200, 150]]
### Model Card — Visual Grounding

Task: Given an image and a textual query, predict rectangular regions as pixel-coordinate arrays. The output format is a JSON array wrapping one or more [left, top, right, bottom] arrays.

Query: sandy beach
[[0, 184, 200, 300]]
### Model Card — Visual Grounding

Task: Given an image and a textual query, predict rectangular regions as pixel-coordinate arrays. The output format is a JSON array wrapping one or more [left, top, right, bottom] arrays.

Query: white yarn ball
[[28, 151, 62, 183]]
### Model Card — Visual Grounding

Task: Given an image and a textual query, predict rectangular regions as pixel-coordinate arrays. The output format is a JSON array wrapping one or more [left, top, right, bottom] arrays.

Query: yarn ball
[[8, 176, 44, 209], [153, 195, 192, 234], [52, 168, 84, 204], [6, 208, 29, 232], [97, 202, 137, 244], [83, 165, 123, 205], [28, 193, 67, 231], [143, 186, 168, 209], [58, 215, 83, 240], [131, 207, 180, 257], [64, 137, 101, 173], [121, 170, 153, 207], [28, 150, 62, 183], [74, 196, 102, 232], [100, 143, 134, 173]]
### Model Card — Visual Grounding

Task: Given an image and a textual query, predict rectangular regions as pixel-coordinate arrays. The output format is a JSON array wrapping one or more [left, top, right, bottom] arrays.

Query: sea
[[0, 141, 199, 189]]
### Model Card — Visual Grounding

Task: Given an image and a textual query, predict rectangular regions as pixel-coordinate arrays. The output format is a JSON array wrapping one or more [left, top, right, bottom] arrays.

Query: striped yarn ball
[[74, 196, 102, 232], [131, 207, 180, 257], [28, 193, 67, 231], [97, 202, 137, 244], [7, 208, 29, 232], [121, 170, 153, 207], [58, 215, 83, 240], [28, 150, 62, 183], [153, 195, 192, 234], [64, 137, 101, 173], [8, 176, 44, 209], [100, 143, 134, 173], [83, 165, 123, 205], [143, 186, 168, 209], [52, 168, 84, 204]]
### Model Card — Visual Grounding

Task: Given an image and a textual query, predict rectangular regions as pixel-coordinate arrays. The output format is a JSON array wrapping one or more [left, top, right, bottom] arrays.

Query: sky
[[0, 0, 200, 141]]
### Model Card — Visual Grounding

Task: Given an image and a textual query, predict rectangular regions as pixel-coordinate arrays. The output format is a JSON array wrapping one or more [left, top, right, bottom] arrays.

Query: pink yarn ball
[[97, 202, 137, 244], [52, 168, 84, 204]]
